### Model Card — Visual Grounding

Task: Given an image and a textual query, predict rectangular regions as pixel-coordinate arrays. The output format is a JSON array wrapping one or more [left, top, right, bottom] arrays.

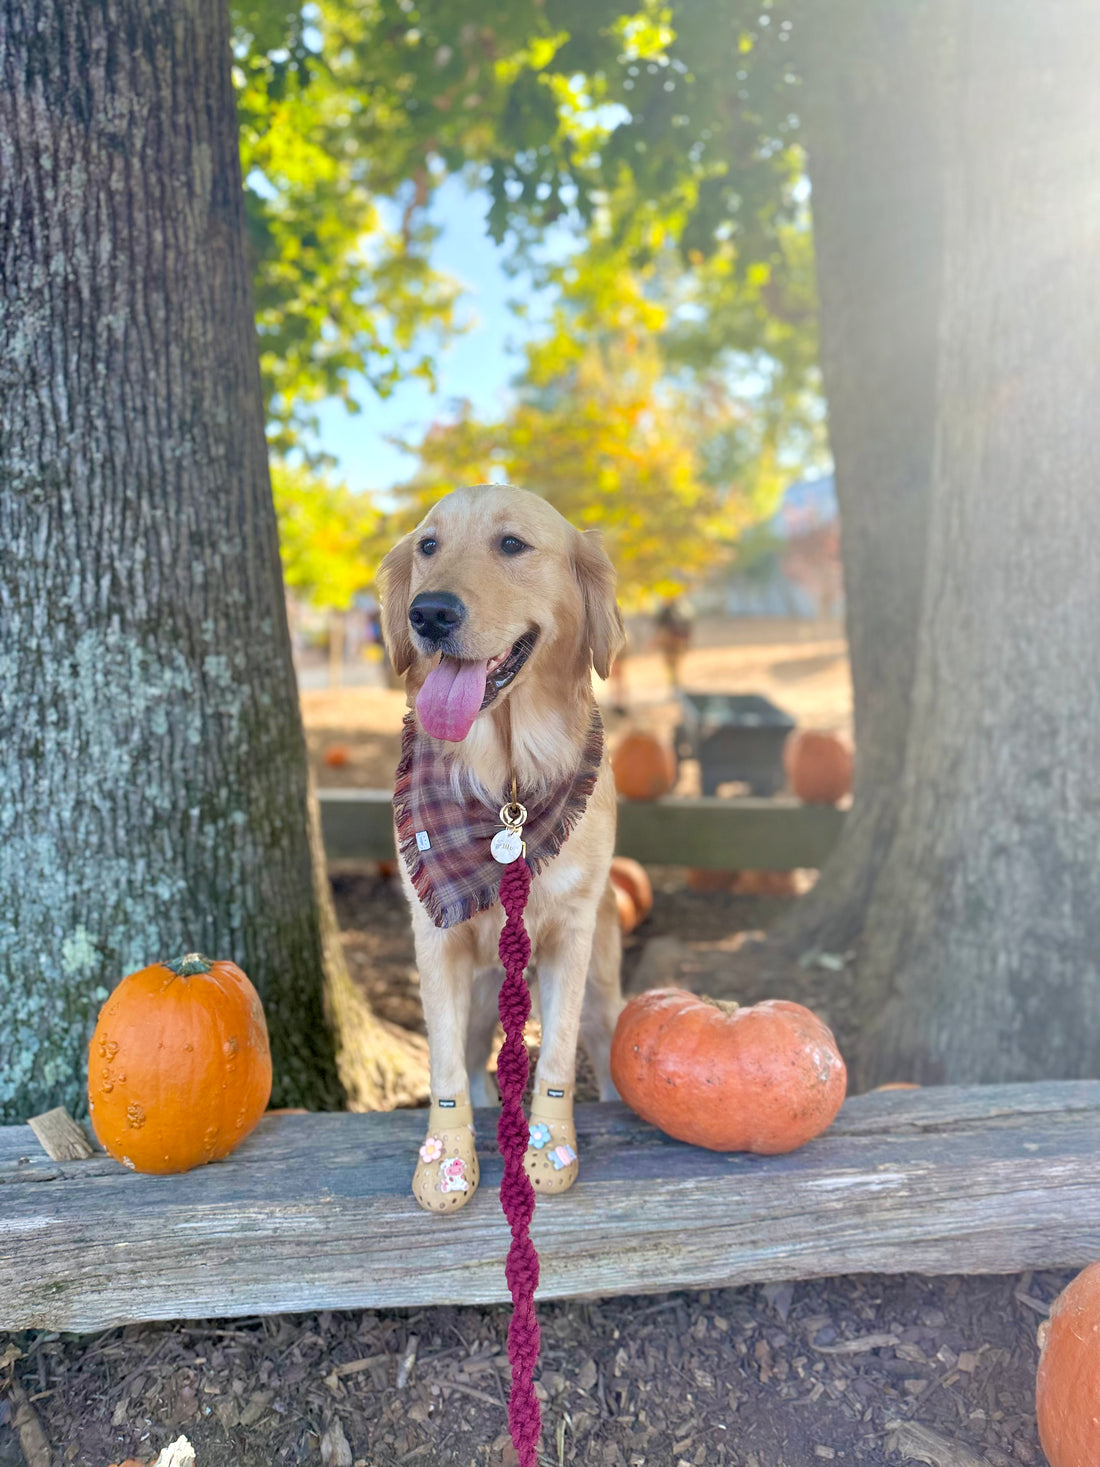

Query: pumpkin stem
[[700, 995, 740, 1015], [163, 952, 214, 977]]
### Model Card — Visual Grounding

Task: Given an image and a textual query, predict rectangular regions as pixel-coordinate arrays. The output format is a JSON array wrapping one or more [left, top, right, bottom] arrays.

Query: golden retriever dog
[[378, 484, 626, 1213]]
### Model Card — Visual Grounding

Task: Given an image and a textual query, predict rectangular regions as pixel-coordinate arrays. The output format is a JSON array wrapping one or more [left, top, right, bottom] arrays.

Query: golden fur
[[378, 484, 626, 1109]]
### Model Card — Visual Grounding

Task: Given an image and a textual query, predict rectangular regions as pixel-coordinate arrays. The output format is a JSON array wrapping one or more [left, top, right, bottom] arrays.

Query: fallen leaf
[[238, 1390, 274, 1427], [321, 1419, 353, 1467], [10, 1380, 51, 1467], [762, 1281, 795, 1322], [153, 1438, 196, 1467], [885, 1420, 993, 1467]]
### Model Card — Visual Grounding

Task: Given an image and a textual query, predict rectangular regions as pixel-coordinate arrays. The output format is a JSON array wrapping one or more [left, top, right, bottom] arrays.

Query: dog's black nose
[[409, 591, 466, 644]]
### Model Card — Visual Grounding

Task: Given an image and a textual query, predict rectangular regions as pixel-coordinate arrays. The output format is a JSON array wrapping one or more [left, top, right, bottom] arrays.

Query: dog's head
[[377, 484, 625, 743]]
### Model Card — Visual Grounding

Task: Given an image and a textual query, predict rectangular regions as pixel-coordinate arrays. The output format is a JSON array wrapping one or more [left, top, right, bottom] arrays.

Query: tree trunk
[[856, 0, 1100, 1086], [0, 0, 424, 1119], [782, 2, 944, 957]]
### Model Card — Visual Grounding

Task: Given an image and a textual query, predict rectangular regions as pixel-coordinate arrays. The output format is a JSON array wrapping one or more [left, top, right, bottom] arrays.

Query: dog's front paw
[[413, 1096, 479, 1213], [524, 1082, 578, 1194]]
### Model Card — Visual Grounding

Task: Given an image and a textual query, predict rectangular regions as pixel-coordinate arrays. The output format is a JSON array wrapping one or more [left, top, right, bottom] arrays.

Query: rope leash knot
[[496, 856, 541, 1466]]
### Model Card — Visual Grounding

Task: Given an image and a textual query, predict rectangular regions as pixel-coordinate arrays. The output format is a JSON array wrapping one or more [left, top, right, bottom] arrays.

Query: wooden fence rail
[[319, 789, 846, 871], [3, 1082, 1098, 1332]]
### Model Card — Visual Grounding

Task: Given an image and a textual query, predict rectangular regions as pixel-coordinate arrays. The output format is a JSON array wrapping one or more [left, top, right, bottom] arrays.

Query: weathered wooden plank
[[614, 794, 846, 869], [319, 787, 395, 862], [2, 1082, 1097, 1332], [318, 788, 846, 870]]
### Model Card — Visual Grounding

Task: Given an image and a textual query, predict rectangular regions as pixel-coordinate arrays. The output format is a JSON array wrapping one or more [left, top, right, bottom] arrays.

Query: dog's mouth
[[416, 629, 539, 743], [481, 630, 538, 709]]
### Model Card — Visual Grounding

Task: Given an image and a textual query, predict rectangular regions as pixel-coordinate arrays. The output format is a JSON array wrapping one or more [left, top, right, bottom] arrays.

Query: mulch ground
[[1, 869, 1059, 1467], [0, 1271, 1059, 1467]]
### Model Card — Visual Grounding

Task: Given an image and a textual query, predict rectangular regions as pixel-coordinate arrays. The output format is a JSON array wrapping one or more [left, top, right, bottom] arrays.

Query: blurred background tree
[[234, 0, 823, 602], [272, 461, 392, 611], [246, 0, 1100, 1090]]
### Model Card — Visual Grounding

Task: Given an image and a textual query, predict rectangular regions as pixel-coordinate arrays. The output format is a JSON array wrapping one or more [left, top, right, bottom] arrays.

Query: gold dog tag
[[492, 790, 528, 865]]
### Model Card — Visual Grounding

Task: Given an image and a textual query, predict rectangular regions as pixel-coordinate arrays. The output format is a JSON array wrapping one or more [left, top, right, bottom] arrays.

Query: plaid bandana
[[394, 706, 605, 929]]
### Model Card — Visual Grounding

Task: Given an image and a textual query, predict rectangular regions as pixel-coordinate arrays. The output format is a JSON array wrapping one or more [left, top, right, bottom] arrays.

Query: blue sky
[[307, 175, 830, 510], [310, 177, 565, 494]]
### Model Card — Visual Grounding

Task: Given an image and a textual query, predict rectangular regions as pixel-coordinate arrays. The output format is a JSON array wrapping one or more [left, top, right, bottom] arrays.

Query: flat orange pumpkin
[[611, 731, 677, 800], [783, 729, 853, 805], [610, 987, 847, 1153], [613, 881, 639, 934], [87, 953, 272, 1174], [1036, 1262, 1100, 1467], [610, 856, 653, 922]]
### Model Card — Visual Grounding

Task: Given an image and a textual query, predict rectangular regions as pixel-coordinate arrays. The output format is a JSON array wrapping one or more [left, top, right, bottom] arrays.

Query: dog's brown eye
[[500, 535, 529, 556], [419, 537, 438, 557]]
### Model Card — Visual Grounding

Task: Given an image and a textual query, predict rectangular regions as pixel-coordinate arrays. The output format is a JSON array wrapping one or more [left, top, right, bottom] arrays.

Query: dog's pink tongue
[[416, 656, 488, 742]]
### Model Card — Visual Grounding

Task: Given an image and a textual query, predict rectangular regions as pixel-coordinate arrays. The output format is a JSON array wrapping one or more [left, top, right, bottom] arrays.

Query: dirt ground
[[304, 617, 853, 794], [0, 622, 1058, 1467]]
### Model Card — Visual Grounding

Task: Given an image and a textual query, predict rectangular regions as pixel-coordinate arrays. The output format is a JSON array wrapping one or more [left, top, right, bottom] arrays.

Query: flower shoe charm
[[413, 1095, 479, 1213], [438, 1156, 469, 1194], [523, 1081, 579, 1194]]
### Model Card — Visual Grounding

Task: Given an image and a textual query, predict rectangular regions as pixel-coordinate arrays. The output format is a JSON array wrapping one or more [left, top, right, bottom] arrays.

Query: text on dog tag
[[491, 827, 525, 864]]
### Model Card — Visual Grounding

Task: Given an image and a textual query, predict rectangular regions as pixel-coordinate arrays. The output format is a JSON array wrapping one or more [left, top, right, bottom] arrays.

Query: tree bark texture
[[857, 0, 1100, 1085], [0, 0, 353, 1117], [783, 1, 943, 956]]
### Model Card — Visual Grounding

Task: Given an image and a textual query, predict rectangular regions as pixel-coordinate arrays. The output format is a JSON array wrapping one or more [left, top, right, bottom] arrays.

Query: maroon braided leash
[[496, 856, 541, 1466]]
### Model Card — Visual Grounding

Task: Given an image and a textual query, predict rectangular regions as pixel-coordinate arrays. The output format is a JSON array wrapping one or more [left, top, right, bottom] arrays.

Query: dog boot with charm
[[413, 1094, 479, 1213], [524, 1081, 579, 1193]]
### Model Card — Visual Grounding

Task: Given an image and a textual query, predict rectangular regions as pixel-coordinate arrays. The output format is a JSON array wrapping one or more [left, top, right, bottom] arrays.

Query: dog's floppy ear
[[377, 533, 416, 676], [573, 529, 626, 680]]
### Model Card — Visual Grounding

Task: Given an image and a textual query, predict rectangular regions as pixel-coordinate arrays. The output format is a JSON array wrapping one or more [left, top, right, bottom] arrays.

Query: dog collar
[[393, 705, 604, 929]]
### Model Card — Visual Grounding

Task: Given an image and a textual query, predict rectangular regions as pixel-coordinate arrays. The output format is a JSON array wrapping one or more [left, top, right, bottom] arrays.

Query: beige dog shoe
[[413, 1096, 479, 1214], [524, 1082, 578, 1194]]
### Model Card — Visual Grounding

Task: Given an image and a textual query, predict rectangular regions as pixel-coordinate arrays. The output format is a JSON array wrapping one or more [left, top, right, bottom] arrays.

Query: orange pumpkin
[[323, 743, 351, 768], [784, 729, 853, 804], [610, 857, 653, 922], [88, 953, 272, 1175], [613, 881, 639, 934], [1036, 1262, 1100, 1467], [611, 731, 677, 800], [610, 988, 847, 1153]]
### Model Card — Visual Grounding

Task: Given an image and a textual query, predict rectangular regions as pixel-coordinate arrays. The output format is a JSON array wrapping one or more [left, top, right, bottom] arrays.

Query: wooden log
[[614, 794, 845, 870], [318, 788, 846, 871], [318, 787, 394, 862], [2, 1082, 1097, 1333]]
